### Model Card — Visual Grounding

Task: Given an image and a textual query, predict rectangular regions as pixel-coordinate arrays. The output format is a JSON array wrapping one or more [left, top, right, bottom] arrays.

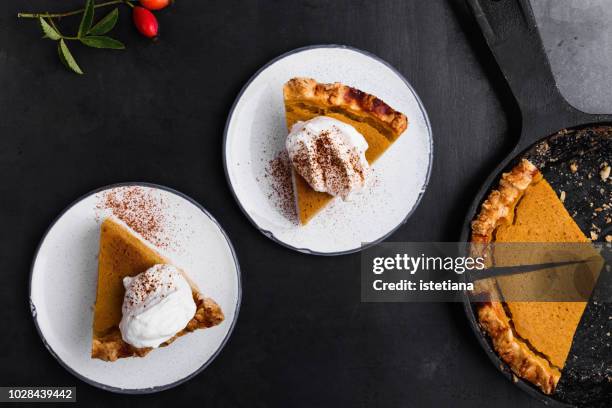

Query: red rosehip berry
[[139, 0, 171, 11], [132, 6, 158, 38]]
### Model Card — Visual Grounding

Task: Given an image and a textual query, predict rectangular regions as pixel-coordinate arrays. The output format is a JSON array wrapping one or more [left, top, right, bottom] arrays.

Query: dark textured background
[[0, 0, 551, 406]]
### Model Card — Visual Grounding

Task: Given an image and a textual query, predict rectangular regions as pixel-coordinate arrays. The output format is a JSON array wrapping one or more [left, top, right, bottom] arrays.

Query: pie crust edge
[[283, 77, 408, 139], [470, 159, 561, 395], [91, 293, 224, 362]]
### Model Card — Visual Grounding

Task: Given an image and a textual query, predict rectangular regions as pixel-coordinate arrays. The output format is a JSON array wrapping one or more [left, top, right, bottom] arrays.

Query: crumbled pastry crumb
[[534, 141, 550, 157], [600, 164, 610, 181], [590, 231, 599, 240], [559, 190, 566, 203], [605, 235, 612, 243], [570, 162, 578, 173]]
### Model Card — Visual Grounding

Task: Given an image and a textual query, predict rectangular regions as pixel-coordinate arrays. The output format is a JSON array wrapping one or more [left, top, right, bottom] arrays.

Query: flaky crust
[[471, 159, 540, 243], [283, 77, 408, 139], [470, 159, 560, 395], [91, 294, 224, 362], [478, 302, 560, 394]]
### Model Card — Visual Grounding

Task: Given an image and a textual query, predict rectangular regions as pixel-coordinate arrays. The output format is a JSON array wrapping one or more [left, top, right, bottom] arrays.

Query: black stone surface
[[0, 0, 578, 407]]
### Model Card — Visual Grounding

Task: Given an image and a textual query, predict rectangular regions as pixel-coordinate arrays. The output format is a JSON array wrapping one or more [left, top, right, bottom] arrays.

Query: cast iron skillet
[[460, 0, 611, 406]]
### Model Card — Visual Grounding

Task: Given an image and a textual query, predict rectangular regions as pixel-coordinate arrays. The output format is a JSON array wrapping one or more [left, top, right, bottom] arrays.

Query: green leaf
[[57, 39, 83, 74], [78, 0, 95, 38], [80, 36, 125, 49], [39, 18, 60, 40], [88, 8, 119, 35]]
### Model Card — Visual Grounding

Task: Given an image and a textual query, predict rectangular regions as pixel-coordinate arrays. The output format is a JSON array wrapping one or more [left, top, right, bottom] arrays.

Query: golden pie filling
[[470, 159, 602, 394], [493, 177, 591, 369], [94, 218, 170, 339], [283, 78, 408, 224]]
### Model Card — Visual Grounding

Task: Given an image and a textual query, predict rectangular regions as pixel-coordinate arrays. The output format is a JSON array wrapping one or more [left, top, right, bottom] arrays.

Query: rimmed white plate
[[224, 45, 433, 255], [29, 183, 241, 393]]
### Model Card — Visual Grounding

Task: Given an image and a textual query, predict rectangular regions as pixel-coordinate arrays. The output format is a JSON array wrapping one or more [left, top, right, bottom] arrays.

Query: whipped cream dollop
[[286, 116, 370, 200], [119, 264, 196, 348]]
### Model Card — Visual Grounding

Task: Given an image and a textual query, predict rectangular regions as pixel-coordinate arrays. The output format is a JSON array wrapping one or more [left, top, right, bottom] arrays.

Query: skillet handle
[[466, 0, 579, 136], [466, 0, 567, 114]]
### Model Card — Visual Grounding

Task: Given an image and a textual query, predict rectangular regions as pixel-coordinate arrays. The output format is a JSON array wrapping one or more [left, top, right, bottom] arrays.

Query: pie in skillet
[[91, 217, 224, 362], [283, 77, 408, 224], [471, 159, 599, 394]]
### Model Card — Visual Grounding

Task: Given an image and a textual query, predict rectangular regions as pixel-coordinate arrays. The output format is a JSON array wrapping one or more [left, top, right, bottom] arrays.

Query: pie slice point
[[91, 217, 224, 362], [283, 77, 408, 224]]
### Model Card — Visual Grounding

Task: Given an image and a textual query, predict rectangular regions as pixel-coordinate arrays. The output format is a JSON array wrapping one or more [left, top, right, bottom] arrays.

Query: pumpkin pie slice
[[283, 77, 408, 224], [471, 159, 601, 394], [91, 217, 224, 362]]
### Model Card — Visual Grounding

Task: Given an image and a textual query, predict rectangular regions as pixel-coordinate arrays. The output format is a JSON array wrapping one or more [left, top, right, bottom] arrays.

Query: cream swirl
[[286, 116, 370, 200], [119, 264, 196, 348]]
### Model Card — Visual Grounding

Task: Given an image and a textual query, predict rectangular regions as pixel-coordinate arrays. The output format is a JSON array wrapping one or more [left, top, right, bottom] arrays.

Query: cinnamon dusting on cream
[[286, 116, 370, 200]]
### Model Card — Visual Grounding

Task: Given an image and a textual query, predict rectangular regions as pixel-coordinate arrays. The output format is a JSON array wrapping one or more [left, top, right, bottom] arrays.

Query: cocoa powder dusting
[[313, 132, 352, 194], [265, 152, 298, 224], [96, 186, 175, 249]]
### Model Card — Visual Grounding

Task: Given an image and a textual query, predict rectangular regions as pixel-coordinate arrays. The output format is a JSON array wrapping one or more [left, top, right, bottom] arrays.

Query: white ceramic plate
[[224, 45, 433, 255], [29, 183, 241, 393]]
